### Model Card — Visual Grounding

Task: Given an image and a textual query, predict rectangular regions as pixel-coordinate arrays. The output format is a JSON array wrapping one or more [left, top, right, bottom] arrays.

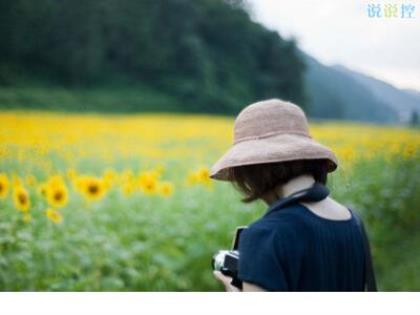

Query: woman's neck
[[281, 174, 315, 198], [263, 174, 315, 206]]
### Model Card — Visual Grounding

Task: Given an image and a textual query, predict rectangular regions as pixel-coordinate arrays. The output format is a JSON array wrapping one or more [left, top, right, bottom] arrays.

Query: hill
[[1, 0, 417, 125], [302, 54, 398, 123], [333, 65, 420, 124], [0, 0, 305, 115]]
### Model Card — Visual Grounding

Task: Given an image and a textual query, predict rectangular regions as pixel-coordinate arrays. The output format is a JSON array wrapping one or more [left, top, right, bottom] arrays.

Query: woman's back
[[237, 203, 365, 291], [209, 99, 371, 291]]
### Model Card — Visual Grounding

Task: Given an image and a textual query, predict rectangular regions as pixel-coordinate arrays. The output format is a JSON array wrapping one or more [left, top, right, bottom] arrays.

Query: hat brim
[[209, 133, 339, 181]]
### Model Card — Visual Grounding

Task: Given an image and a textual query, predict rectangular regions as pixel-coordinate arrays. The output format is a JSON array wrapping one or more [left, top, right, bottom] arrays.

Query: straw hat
[[209, 99, 338, 181]]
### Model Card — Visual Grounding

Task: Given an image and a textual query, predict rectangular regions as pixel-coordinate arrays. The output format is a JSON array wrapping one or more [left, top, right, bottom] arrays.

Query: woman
[[209, 99, 372, 292]]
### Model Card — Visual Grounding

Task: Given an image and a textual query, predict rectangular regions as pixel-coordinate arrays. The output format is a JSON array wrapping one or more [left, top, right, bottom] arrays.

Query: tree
[[410, 110, 419, 126]]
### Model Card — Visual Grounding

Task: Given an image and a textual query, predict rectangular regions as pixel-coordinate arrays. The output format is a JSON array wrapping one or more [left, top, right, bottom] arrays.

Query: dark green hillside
[[0, 0, 305, 114]]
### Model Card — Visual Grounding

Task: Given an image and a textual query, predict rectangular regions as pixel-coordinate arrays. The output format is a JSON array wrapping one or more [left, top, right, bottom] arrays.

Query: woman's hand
[[213, 271, 267, 292], [213, 271, 241, 292]]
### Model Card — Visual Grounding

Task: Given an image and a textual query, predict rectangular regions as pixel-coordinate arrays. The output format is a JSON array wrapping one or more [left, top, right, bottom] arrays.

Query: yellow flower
[[67, 168, 77, 180], [74, 176, 87, 192], [103, 168, 117, 180], [153, 164, 165, 176], [141, 178, 157, 194], [196, 166, 210, 182], [187, 166, 212, 187], [338, 147, 356, 162], [103, 168, 117, 189], [38, 182, 48, 197], [119, 169, 134, 184], [46, 183, 69, 208], [77, 176, 107, 201], [22, 213, 32, 223], [402, 143, 416, 159], [0, 173, 9, 199], [186, 172, 199, 185], [12, 174, 23, 187], [25, 175, 37, 187], [138, 171, 159, 194], [158, 181, 174, 197], [47, 174, 66, 188], [13, 185, 30, 212], [122, 181, 135, 196], [45, 208, 63, 224]]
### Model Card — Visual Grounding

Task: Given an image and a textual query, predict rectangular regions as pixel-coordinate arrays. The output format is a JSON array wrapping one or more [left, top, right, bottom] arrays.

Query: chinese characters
[[366, 2, 416, 18]]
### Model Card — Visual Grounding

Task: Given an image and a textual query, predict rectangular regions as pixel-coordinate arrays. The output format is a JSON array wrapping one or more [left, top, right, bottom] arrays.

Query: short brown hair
[[227, 159, 329, 203]]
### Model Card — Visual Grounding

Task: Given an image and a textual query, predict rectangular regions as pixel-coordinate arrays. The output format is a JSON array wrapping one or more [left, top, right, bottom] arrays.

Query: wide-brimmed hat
[[209, 99, 338, 181]]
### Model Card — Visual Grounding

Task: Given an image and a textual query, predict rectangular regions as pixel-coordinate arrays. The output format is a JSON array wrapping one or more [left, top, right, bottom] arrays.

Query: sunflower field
[[0, 110, 419, 291]]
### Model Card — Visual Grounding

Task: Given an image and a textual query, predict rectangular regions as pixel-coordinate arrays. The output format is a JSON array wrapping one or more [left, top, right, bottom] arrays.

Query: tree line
[[0, 0, 306, 114]]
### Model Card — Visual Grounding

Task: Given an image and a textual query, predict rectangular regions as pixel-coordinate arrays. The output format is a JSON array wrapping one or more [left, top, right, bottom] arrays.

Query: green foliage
[[0, 0, 306, 114], [330, 156, 420, 290], [0, 85, 184, 113], [337, 157, 419, 239], [0, 155, 419, 291], [410, 110, 419, 126]]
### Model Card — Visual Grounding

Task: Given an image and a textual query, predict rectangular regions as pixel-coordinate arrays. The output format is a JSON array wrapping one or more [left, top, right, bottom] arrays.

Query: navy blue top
[[238, 203, 365, 291]]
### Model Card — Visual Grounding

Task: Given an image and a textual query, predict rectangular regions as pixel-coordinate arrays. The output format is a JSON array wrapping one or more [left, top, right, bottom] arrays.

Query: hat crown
[[233, 99, 311, 144]]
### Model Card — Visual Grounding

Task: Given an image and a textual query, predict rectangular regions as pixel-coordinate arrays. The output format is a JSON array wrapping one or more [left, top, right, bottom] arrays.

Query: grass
[[0, 84, 187, 114]]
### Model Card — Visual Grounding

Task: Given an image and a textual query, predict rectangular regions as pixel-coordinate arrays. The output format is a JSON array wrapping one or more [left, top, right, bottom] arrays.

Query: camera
[[212, 250, 240, 278], [211, 226, 247, 290]]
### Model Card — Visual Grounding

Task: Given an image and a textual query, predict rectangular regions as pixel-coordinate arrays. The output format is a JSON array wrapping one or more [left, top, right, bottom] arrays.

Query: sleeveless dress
[[237, 203, 365, 291]]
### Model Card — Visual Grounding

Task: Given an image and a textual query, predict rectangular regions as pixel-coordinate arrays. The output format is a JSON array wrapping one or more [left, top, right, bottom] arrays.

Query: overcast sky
[[247, 0, 420, 91]]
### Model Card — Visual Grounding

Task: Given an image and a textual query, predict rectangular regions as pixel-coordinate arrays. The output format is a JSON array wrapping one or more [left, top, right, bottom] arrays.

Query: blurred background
[[0, 0, 419, 291]]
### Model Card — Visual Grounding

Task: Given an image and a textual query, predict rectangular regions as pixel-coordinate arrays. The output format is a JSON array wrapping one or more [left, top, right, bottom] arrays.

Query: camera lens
[[212, 250, 228, 271]]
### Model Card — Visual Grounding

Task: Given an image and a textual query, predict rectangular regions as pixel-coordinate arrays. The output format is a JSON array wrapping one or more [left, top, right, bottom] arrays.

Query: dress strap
[[264, 182, 330, 218]]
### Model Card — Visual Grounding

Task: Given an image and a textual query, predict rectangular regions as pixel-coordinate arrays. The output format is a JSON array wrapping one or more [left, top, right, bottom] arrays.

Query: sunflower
[[138, 171, 158, 194], [154, 163, 165, 176], [38, 182, 48, 197], [13, 185, 30, 212], [186, 172, 199, 185], [103, 168, 117, 190], [47, 174, 66, 188], [119, 169, 134, 185], [141, 178, 157, 194], [74, 175, 88, 192], [158, 181, 174, 197], [22, 213, 32, 223], [78, 176, 107, 201], [103, 168, 117, 181], [122, 180, 135, 196], [25, 174, 37, 187], [45, 208, 63, 224], [403, 143, 416, 159], [340, 147, 356, 162], [66, 168, 77, 181], [196, 166, 210, 182], [46, 183, 69, 208], [0, 173, 9, 199], [12, 174, 23, 187], [186, 166, 212, 187]]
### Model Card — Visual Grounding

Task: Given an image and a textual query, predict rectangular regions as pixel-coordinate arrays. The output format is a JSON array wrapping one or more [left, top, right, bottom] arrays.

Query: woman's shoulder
[[244, 206, 307, 243], [251, 203, 310, 229], [244, 201, 347, 244]]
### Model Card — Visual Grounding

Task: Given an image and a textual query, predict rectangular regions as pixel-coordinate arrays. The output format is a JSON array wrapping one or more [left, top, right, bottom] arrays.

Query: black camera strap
[[260, 182, 377, 292]]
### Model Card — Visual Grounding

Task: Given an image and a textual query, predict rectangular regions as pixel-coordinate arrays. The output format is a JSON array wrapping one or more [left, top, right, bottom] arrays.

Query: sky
[[247, 0, 420, 91]]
